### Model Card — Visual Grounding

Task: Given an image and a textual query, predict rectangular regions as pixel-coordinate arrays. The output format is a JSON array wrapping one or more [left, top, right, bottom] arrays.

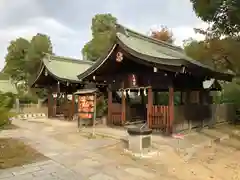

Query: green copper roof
[[77, 24, 234, 81], [0, 80, 17, 94], [0, 72, 10, 80], [32, 54, 93, 86], [116, 24, 228, 71], [43, 54, 93, 81]]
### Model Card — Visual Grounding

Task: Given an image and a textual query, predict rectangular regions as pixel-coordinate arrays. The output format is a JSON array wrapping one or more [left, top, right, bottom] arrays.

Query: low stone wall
[[19, 104, 48, 116]]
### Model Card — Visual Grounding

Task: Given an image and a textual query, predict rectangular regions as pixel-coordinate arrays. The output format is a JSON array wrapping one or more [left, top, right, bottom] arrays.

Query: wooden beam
[[168, 86, 174, 134], [147, 87, 153, 128], [47, 91, 52, 118], [71, 94, 75, 120]]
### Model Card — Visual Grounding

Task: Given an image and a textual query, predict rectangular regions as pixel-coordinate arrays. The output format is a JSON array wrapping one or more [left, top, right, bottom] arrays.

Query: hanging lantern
[[52, 92, 57, 98], [144, 89, 147, 96], [181, 66, 186, 73], [44, 69, 48, 76], [67, 94, 72, 100], [123, 90, 126, 97], [75, 97, 78, 103], [153, 67, 157, 72], [137, 89, 140, 96], [128, 74, 138, 87]]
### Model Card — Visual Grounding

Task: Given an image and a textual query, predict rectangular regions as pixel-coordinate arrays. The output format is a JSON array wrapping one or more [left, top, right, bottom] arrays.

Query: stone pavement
[[1, 118, 239, 180], [80, 124, 231, 160], [0, 118, 180, 180]]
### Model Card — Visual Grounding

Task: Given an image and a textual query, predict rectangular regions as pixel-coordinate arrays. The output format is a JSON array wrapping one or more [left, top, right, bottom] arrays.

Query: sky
[[0, 0, 208, 70]]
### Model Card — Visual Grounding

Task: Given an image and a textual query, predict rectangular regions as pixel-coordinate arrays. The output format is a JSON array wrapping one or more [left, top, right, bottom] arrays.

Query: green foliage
[[18, 93, 38, 104], [0, 92, 15, 127], [184, 37, 240, 73], [214, 79, 240, 105], [82, 14, 117, 61], [3, 33, 53, 99], [96, 96, 107, 117], [0, 72, 10, 80], [190, 0, 240, 36], [155, 92, 181, 106], [25, 33, 53, 76], [4, 38, 30, 82], [4, 34, 53, 82]]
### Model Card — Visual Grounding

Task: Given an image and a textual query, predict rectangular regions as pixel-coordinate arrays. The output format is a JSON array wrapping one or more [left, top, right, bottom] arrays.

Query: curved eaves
[[116, 33, 234, 80], [29, 61, 45, 87], [42, 58, 83, 83], [116, 35, 185, 67], [77, 44, 117, 80]]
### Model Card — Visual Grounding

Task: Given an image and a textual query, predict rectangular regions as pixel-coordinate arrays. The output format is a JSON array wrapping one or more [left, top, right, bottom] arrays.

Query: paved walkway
[[80, 123, 231, 160], [1, 118, 240, 180], [0, 119, 178, 180]]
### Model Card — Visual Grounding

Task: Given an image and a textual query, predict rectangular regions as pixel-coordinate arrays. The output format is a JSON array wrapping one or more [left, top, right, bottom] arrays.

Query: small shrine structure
[[30, 54, 93, 119], [77, 24, 234, 134]]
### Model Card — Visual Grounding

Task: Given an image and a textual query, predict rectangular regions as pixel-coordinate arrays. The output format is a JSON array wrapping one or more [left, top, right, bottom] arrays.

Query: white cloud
[[172, 22, 209, 46], [0, 17, 78, 71]]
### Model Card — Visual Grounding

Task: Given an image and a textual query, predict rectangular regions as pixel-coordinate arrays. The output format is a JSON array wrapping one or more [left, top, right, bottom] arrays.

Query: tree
[[25, 34, 53, 98], [3, 34, 53, 100], [82, 14, 117, 61], [184, 39, 211, 65], [0, 92, 15, 127], [150, 27, 174, 43], [26, 33, 53, 76], [190, 0, 240, 36], [4, 34, 53, 83], [184, 37, 240, 73], [4, 38, 30, 82]]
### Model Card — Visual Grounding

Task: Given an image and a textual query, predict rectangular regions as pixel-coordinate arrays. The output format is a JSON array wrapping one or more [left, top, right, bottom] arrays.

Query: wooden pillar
[[168, 86, 174, 134], [107, 85, 112, 125], [71, 94, 75, 120], [47, 92, 52, 118], [53, 94, 57, 117], [64, 92, 68, 120], [147, 87, 153, 128], [121, 82, 126, 125]]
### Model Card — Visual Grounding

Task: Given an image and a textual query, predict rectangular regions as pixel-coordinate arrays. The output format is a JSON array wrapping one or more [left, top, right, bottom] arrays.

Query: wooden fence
[[148, 105, 169, 131], [173, 103, 235, 132], [107, 102, 235, 133]]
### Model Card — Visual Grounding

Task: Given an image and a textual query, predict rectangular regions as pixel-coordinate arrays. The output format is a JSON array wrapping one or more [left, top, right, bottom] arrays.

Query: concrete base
[[124, 148, 159, 159], [128, 134, 152, 153]]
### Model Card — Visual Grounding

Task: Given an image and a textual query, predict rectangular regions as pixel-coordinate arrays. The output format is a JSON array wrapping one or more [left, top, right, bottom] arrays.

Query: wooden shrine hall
[[30, 54, 94, 119], [77, 24, 234, 134]]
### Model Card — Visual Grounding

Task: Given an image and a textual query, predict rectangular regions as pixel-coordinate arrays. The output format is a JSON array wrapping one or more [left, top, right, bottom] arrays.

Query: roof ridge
[[44, 53, 93, 64], [116, 23, 185, 52], [115, 23, 223, 72]]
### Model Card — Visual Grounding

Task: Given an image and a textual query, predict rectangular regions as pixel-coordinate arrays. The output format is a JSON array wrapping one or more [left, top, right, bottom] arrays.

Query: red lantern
[[129, 74, 138, 87]]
